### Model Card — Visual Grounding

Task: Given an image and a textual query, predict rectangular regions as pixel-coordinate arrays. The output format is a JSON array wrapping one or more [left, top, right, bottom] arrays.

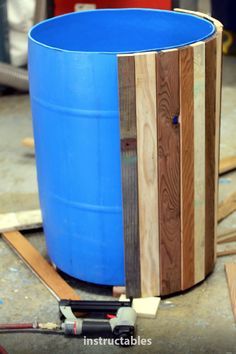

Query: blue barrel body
[[28, 9, 214, 285]]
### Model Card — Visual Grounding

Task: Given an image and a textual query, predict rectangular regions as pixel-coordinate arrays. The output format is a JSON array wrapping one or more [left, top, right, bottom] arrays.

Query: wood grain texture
[[2, 231, 80, 301], [118, 55, 141, 298], [0, 209, 42, 233], [215, 27, 223, 262], [135, 52, 160, 297], [192, 42, 206, 283], [205, 37, 217, 275], [156, 50, 181, 295], [179, 46, 195, 290], [225, 263, 236, 322], [220, 156, 236, 175], [218, 191, 236, 222]]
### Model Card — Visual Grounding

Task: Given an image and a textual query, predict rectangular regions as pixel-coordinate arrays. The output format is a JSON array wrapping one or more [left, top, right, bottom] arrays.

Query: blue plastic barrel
[[28, 9, 214, 286]]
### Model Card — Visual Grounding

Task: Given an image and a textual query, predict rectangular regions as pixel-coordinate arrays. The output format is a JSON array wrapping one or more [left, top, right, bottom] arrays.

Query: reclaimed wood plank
[[118, 55, 141, 298], [156, 50, 181, 295], [2, 231, 80, 301], [192, 41, 206, 283], [135, 52, 160, 297], [179, 46, 195, 290], [205, 37, 217, 275]]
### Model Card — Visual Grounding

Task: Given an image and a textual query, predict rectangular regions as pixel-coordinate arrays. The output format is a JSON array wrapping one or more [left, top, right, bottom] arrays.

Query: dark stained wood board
[[156, 50, 181, 295], [179, 46, 195, 290], [205, 37, 217, 275], [118, 55, 141, 297]]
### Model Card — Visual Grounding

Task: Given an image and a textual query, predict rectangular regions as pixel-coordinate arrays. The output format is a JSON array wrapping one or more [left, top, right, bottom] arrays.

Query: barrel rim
[[28, 8, 215, 55]]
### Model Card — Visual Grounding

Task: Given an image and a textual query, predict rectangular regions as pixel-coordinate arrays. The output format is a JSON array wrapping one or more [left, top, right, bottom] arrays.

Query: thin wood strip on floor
[[135, 52, 160, 297], [205, 36, 217, 275], [218, 192, 236, 222], [156, 49, 181, 295], [118, 54, 141, 298], [192, 41, 206, 284], [217, 249, 236, 257], [179, 45, 195, 290], [217, 230, 236, 244], [0, 210, 42, 233], [219, 156, 236, 175], [225, 263, 236, 321], [2, 231, 80, 301]]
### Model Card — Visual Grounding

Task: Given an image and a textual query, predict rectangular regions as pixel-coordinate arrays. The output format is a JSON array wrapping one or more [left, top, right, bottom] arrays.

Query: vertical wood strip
[[214, 26, 223, 262], [118, 55, 141, 297], [156, 50, 181, 295], [192, 42, 206, 283], [180, 47, 195, 290], [205, 38, 217, 275], [135, 52, 160, 297]]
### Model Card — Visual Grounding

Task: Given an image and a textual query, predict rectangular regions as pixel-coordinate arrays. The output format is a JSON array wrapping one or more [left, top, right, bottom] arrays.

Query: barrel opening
[[29, 9, 215, 54]]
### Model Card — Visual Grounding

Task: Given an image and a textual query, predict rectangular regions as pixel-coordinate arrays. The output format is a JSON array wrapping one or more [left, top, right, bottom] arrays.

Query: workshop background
[[0, 0, 236, 353]]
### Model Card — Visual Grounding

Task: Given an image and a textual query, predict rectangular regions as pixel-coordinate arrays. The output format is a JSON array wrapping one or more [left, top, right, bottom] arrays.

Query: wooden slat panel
[[179, 46, 195, 290], [118, 55, 141, 298], [135, 52, 160, 297], [192, 42, 206, 283], [205, 37, 217, 275], [225, 263, 236, 322], [2, 231, 80, 301], [215, 27, 223, 262], [156, 50, 181, 295]]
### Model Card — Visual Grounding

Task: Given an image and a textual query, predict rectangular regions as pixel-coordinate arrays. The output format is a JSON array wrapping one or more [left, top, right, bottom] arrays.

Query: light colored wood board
[[2, 231, 80, 301], [218, 192, 236, 223], [135, 52, 160, 297], [119, 294, 161, 319], [217, 249, 236, 257], [219, 157, 236, 175], [118, 55, 141, 298], [179, 46, 195, 290], [215, 27, 223, 262], [205, 37, 217, 275], [22, 137, 35, 148], [192, 41, 206, 283], [0, 210, 42, 233], [156, 50, 181, 295], [218, 230, 236, 244], [225, 263, 236, 321]]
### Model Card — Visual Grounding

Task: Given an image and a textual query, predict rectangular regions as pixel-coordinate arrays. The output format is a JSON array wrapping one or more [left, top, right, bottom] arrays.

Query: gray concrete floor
[[0, 55, 236, 353]]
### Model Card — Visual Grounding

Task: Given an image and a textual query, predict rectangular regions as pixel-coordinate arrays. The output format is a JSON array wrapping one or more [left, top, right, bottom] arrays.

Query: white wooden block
[[119, 295, 161, 319]]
